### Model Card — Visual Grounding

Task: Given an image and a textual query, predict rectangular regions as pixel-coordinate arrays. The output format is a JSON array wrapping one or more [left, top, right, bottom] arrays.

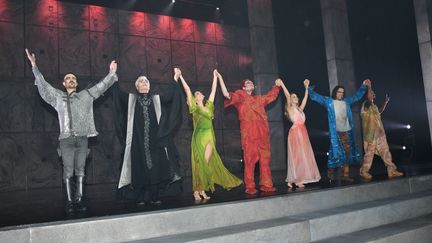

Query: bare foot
[[193, 191, 201, 201], [287, 183, 293, 188], [200, 191, 210, 200], [296, 183, 305, 188]]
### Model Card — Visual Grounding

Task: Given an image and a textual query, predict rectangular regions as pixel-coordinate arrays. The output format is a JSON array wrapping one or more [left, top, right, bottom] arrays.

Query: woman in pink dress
[[280, 79, 321, 188]]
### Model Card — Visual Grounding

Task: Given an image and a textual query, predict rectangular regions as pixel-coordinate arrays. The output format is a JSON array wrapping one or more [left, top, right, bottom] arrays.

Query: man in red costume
[[217, 70, 282, 194]]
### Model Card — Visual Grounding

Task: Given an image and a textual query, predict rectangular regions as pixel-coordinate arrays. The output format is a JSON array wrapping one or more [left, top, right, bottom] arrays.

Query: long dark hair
[[331, 85, 345, 99], [364, 100, 373, 109]]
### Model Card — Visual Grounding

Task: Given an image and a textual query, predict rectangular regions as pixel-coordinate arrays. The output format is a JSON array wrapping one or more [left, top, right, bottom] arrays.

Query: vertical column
[[320, 0, 363, 149], [413, 0, 432, 146], [247, 0, 285, 170]]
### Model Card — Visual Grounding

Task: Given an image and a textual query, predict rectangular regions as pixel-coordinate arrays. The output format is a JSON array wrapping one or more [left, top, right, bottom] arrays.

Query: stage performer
[[113, 69, 183, 206], [308, 79, 370, 182], [360, 85, 403, 180], [219, 73, 282, 194], [25, 48, 118, 213], [280, 79, 321, 188], [178, 68, 242, 200]]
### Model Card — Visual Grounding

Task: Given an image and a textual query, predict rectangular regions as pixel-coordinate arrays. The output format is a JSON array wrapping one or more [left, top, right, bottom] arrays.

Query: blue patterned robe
[[308, 85, 367, 168]]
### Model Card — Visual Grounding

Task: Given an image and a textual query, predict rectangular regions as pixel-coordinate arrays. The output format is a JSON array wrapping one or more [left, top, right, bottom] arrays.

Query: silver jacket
[[32, 66, 118, 140]]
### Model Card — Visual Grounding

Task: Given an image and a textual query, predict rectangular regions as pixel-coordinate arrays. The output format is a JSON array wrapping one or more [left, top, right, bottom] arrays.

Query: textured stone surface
[[308, 193, 432, 241], [26, 133, 62, 189], [217, 46, 239, 84], [25, 0, 58, 28], [0, 229, 29, 243], [25, 25, 58, 79], [249, 26, 278, 74], [414, 0, 432, 145], [170, 17, 194, 42], [0, 82, 33, 132], [145, 14, 170, 39], [0, 0, 24, 23], [118, 10, 146, 36], [144, 217, 310, 243], [118, 35, 147, 82], [194, 21, 216, 44], [90, 31, 118, 78], [269, 121, 286, 171], [175, 129, 193, 177], [316, 213, 432, 243], [2, 177, 429, 242], [414, 0, 431, 44], [247, 0, 274, 28], [146, 37, 172, 82], [221, 129, 243, 172], [87, 132, 121, 184], [216, 24, 236, 47], [89, 5, 118, 33], [195, 43, 217, 83], [58, 1, 89, 30], [0, 22, 24, 78], [172, 40, 197, 82], [59, 28, 90, 77]]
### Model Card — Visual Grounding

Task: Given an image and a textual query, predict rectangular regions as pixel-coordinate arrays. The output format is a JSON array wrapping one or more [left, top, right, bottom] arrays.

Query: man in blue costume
[[308, 79, 370, 182]]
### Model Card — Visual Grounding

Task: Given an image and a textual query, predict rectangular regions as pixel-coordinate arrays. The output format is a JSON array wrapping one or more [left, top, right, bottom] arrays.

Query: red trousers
[[242, 137, 273, 190]]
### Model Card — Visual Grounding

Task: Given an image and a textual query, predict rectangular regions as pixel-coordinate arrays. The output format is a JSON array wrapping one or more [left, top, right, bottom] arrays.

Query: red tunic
[[224, 86, 280, 191]]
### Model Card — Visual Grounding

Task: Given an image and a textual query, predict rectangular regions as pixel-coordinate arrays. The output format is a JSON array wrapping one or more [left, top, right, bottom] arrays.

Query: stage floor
[[0, 160, 431, 229]]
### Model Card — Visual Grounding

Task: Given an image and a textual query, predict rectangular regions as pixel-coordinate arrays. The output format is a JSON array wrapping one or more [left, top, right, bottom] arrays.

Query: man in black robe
[[112, 69, 183, 205]]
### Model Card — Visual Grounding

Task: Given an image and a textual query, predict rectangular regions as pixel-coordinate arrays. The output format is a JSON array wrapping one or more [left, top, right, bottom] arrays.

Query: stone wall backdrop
[[0, 0, 253, 191]]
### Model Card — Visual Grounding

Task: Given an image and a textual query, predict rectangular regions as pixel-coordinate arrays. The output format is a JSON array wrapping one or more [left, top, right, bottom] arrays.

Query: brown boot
[[360, 171, 373, 180], [388, 170, 403, 178], [360, 167, 373, 180]]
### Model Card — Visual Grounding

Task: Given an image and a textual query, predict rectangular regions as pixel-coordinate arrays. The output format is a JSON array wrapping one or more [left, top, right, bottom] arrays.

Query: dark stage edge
[[0, 161, 431, 229]]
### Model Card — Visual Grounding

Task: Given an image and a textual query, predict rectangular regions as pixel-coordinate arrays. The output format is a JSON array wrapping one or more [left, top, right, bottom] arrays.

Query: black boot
[[65, 178, 74, 214], [75, 176, 87, 212]]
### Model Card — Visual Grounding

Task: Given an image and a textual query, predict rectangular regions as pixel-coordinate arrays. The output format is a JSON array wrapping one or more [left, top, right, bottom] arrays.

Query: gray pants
[[59, 136, 88, 180]]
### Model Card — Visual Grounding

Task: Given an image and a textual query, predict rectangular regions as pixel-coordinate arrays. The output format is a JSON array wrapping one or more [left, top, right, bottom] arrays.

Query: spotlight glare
[[326, 152, 329, 156], [406, 124, 411, 129], [402, 146, 406, 150], [216, 7, 220, 10], [172, 0, 175, 3]]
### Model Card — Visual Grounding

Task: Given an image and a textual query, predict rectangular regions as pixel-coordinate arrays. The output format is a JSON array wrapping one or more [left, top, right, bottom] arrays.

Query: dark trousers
[[59, 136, 88, 180]]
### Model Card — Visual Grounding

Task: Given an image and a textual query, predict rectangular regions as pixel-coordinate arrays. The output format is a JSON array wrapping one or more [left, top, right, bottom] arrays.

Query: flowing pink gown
[[286, 108, 321, 184]]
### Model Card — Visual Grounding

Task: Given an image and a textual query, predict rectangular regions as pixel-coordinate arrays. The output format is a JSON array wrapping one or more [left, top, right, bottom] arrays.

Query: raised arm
[[345, 79, 369, 104], [279, 79, 291, 107], [176, 68, 192, 104], [279, 79, 290, 99], [261, 79, 282, 106], [379, 94, 390, 113], [87, 60, 118, 99], [25, 48, 61, 108], [217, 71, 231, 99], [299, 79, 309, 111], [208, 69, 218, 102], [308, 84, 328, 107]]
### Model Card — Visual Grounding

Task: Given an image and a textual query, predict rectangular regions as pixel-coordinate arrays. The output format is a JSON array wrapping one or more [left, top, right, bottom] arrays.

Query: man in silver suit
[[25, 48, 118, 213]]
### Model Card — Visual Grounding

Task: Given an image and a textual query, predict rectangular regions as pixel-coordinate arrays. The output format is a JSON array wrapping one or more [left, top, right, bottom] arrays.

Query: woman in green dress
[[176, 68, 242, 201]]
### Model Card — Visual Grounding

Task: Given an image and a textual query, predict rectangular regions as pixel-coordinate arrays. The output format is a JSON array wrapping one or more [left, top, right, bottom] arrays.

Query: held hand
[[109, 60, 117, 73], [363, 79, 371, 87], [173, 67, 181, 81], [275, 78, 283, 86], [304, 79, 310, 88], [213, 69, 219, 78], [25, 48, 36, 67]]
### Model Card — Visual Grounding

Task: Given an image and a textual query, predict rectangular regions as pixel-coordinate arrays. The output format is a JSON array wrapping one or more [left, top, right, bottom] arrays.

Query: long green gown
[[189, 97, 243, 192]]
